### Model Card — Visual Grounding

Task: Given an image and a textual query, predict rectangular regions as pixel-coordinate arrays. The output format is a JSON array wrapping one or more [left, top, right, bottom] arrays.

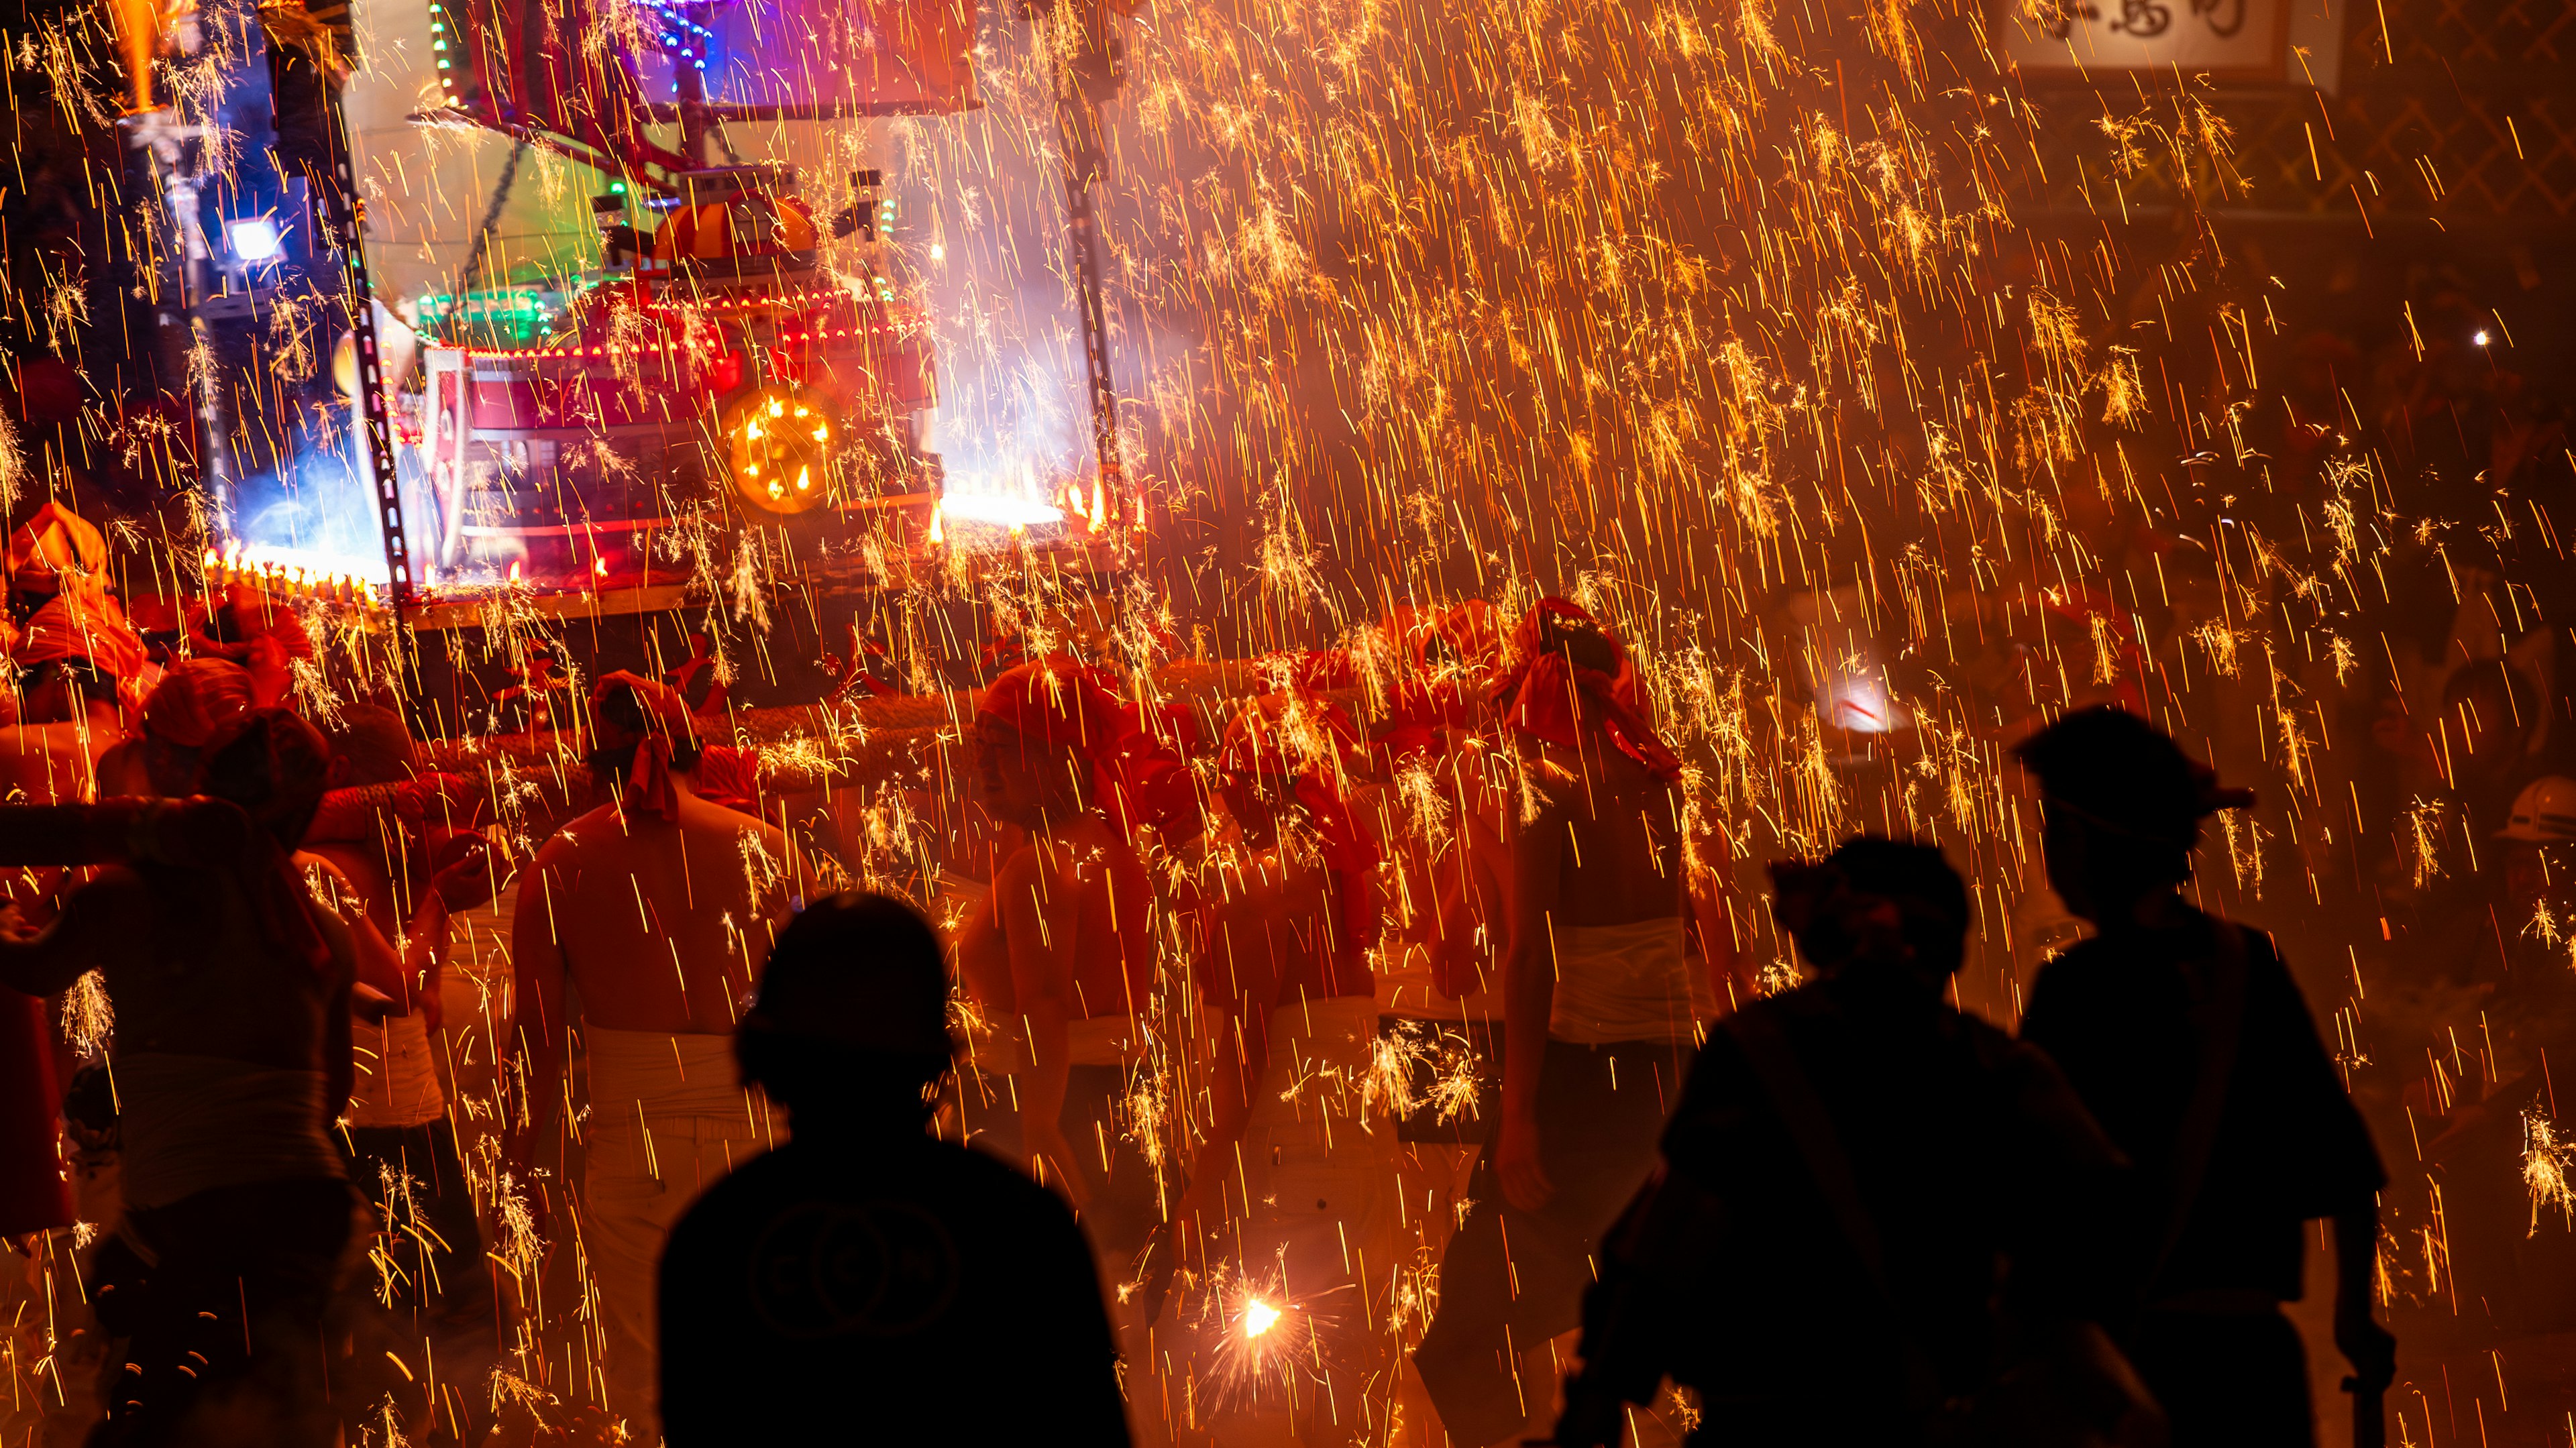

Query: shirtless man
[[0, 706, 361, 1448], [1413, 599, 1742, 1448], [962, 657, 1163, 1272], [502, 672, 795, 1441], [1170, 693, 1393, 1443]]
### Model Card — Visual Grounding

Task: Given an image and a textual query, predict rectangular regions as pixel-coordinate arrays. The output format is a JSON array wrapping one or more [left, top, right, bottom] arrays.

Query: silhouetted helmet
[[2500, 776, 2576, 843], [740, 892, 953, 1062]]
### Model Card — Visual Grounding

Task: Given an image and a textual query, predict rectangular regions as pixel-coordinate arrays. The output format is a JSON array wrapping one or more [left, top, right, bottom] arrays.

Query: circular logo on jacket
[[747, 1199, 961, 1339]]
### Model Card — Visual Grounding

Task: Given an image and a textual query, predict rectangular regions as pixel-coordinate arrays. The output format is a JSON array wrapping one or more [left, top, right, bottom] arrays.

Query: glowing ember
[[1241, 1298, 1281, 1339]]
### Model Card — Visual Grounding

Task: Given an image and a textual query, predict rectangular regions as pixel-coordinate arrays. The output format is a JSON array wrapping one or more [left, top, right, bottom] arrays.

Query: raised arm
[[0, 798, 254, 869], [1498, 771, 1568, 1211], [998, 840, 1088, 1207], [299, 852, 409, 1016], [0, 869, 152, 997]]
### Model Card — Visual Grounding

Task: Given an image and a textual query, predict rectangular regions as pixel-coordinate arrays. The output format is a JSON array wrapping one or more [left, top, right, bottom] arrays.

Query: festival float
[[396, 0, 1136, 629]]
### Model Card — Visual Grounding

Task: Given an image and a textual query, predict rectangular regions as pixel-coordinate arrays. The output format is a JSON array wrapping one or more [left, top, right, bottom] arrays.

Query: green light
[[610, 180, 628, 194]]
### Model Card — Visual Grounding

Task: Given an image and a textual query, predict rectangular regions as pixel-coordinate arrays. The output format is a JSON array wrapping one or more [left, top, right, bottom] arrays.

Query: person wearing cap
[[1162, 691, 1399, 1439], [957, 657, 1163, 1270], [657, 893, 1130, 1445], [0, 708, 368, 1447], [1411, 600, 1736, 1448], [2015, 706, 2394, 1447], [501, 671, 803, 1442], [0, 658, 260, 1259]]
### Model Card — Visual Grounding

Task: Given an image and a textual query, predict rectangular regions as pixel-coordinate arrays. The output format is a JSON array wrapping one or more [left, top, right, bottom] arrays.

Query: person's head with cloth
[[7, 502, 148, 720], [1214, 690, 1381, 945], [973, 655, 1129, 832], [133, 657, 258, 796], [2014, 704, 2253, 928], [734, 892, 954, 1136], [589, 670, 701, 820], [1488, 598, 1681, 783], [1767, 835, 1971, 995]]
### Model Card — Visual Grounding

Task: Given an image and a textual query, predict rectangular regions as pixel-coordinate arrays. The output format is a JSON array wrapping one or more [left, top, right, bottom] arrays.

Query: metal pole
[[319, 86, 416, 614], [1046, 0, 1126, 518]]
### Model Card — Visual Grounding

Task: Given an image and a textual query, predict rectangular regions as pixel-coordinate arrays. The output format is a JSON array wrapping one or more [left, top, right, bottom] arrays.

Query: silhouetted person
[[2017, 706, 2395, 1447], [1558, 837, 2143, 1447], [0, 707, 363, 1448], [658, 893, 1131, 1445]]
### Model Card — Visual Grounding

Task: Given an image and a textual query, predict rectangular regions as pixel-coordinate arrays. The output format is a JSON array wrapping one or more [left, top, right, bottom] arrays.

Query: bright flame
[[1242, 1299, 1280, 1339], [938, 492, 1066, 527]]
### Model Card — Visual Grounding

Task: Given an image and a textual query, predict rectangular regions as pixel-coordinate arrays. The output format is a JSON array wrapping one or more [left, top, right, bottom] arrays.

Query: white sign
[[2003, 0, 2341, 88]]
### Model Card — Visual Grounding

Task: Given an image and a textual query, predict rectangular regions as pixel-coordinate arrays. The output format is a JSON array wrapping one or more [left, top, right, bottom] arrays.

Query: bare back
[[993, 813, 1155, 1023], [525, 793, 792, 1035], [1525, 740, 1686, 928]]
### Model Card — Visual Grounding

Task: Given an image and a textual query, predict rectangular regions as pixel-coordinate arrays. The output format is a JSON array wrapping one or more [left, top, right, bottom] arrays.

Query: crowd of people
[[0, 486, 2564, 1448]]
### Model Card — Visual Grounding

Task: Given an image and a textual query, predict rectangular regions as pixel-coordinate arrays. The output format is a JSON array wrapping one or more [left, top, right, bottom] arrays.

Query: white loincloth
[[113, 1052, 345, 1210], [580, 1024, 773, 1443], [1546, 916, 1712, 1046], [345, 1011, 445, 1129]]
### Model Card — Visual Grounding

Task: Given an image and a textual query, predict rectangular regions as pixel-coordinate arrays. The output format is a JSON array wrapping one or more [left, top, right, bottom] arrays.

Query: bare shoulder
[[521, 807, 614, 887], [291, 850, 364, 917]]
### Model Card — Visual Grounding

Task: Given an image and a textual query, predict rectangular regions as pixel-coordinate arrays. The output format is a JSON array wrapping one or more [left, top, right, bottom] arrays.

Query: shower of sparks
[[0, 0, 2562, 1432]]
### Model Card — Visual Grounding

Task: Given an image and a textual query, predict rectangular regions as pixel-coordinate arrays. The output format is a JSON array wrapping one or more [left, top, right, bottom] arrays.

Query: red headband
[[142, 659, 256, 750], [594, 671, 698, 820], [979, 657, 1205, 839], [977, 657, 1130, 758], [1489, 598, 1682, 783]]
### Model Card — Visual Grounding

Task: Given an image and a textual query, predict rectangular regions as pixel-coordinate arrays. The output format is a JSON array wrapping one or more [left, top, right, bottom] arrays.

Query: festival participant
[[194, 577, 318, 708], [966, 657, 1165, 1272], [659, 893, 1131, 1445], [307, 708, 496, 1351], [1556, 837, 2145, 1448], [1411, 598, 1724, 1448], [1168, 692, 1395, 1443], [2, 502, 148, 799], [0, 506, 150, 1245], [1372, 600, 1511, 1015], [0, 708, 362, 1448], [501, 671, 796, 1442], [2016, 706, 2396, 1447], [123, 657, 256, 794]]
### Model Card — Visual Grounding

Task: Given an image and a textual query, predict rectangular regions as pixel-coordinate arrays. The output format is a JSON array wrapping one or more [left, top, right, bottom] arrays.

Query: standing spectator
[[659, 893, 1130, 1445], [2017, 706, 2396, 1447]]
